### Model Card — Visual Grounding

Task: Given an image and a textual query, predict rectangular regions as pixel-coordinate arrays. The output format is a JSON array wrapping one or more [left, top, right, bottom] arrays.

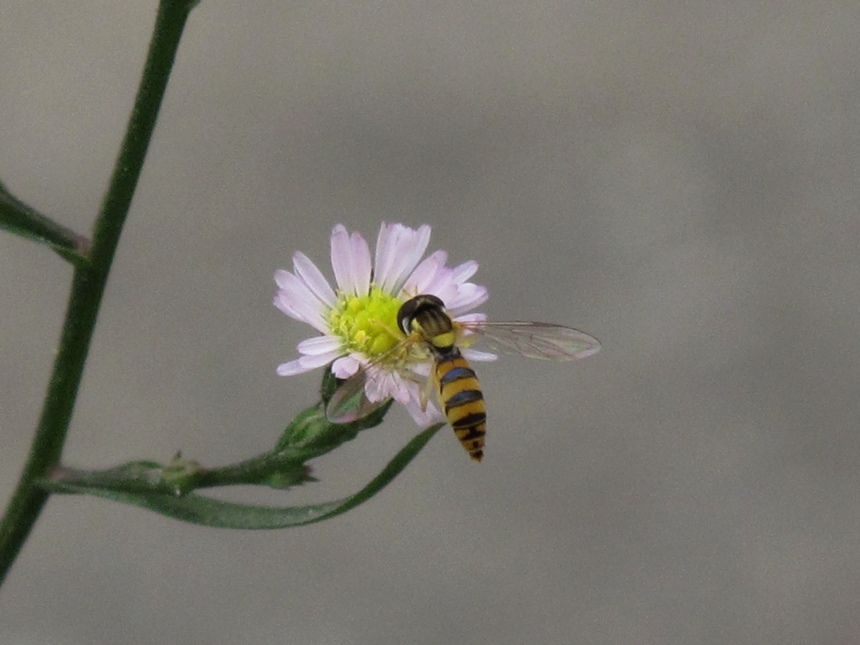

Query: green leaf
[[0, 179, 89, 264], [319, 367, 340, 403], [41, 424, 443, 528], [274, 399, 393, 454]]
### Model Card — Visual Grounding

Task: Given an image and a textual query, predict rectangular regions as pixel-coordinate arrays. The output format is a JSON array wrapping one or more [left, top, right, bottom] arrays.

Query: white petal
[[297, 351, 339, 370], [462, 348, 498, 362], [331, 225, 371, 295], [454, 313, 487, 325], [276, 348, 342, 376], [292, 252, 336, 307], [296, 335, 343, 355], [277, 358, 317, 376]]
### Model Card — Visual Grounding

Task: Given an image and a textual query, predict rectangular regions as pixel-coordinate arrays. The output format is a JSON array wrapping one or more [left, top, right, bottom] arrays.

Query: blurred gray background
[[2, 2, 859, 643]]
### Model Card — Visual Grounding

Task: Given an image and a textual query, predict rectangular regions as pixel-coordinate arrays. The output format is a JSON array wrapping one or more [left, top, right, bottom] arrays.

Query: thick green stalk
[[0, 0, 196, 586]]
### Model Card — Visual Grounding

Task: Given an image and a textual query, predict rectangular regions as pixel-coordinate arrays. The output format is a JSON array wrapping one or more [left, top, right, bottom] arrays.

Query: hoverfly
[[326, 294, 600, 462]]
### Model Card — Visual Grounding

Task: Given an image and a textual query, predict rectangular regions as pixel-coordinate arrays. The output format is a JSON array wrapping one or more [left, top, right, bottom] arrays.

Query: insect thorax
[[398, 294, 456, 352]]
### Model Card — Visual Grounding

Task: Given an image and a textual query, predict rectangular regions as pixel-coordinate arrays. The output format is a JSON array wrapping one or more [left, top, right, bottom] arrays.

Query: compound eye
[[397, 312, 411, 335], [396, 294, 446, 335], [397, 298, 419, 335], [422, 294, 445, 309]]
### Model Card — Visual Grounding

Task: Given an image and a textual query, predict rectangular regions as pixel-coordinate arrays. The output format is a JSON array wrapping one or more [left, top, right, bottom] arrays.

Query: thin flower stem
[[0, 0, 197, 587]]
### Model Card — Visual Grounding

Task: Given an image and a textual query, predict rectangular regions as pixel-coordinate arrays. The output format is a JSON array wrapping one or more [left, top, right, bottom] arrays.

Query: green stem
[[0, 0, 196, 587]]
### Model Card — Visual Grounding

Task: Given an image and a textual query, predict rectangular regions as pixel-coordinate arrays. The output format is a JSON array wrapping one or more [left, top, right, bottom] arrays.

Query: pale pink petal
[[388, 373, 415, 405], [450, 260, 479, 283], [392, 376, 443, 425], [401, 250, 448, 296], [447, 284, 489, 316], [362, 368, 418, 407], [331, 226, 372, 296], [331, 354, 363, 379], [274, 269, 330, 317], [409, 361, 433, 377], [277, 358, 317, 376], [425, 282, 460, 311], [404, 397, 445, 426], [462, 348, 498, 362], [296, 351, 339, 371], [273, 293, 304, 322], [454, 313, 487, 325], [383, 372, 408, 403], [390, 224, 432, 292], [292, 252, 336, 307], [274, 268, 294, 291], [349, 232, 372, 295], [296, 335, 343, 355], [330, 225, 354, 294], [373, 223, 398, 292], [420, 266, 456, 300], [375, 223, 432, 293], [274, 288, 328, 333], [364, 368, 393, 402], [277, 349, 342, 376]]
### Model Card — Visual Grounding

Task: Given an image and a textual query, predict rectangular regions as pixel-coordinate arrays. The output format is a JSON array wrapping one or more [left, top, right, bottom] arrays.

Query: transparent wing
[[325, 334, 428, 424], [457, 321, 601, 361], [325, 368, 390, 424]]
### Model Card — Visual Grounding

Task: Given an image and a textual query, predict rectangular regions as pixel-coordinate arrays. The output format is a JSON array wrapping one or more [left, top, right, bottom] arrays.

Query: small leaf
[[0, 179, 89, 264], [275, 399, 393, 454], [319, 368, 340, 403], [42, 424, 443, 528], [265, 463, 315, 489]]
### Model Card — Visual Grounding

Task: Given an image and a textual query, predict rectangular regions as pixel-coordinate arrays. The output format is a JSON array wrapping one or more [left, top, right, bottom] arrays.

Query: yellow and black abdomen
[[398, 294, 486, 462], [435, 350, 487, 462]]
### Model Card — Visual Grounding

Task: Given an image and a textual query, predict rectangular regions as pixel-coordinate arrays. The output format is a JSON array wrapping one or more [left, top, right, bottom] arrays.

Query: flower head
[[274, 223, 492, 425]]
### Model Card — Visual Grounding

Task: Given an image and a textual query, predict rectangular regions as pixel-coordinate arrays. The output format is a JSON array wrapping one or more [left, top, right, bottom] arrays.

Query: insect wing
[[325, 370, 386, 423], [325, 332, 433, 424], [460, 321, 601, 361]]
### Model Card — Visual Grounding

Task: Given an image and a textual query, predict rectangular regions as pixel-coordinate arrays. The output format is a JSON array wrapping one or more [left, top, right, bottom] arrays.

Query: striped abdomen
[[435, 351, 486, 462]]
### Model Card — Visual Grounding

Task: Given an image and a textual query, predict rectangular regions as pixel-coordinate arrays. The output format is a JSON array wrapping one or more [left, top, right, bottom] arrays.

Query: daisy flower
[[274, 223, 493, 425]]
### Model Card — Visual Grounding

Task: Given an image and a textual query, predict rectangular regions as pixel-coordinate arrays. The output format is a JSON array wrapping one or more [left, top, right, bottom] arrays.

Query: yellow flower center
[[328, 286, 404, 358]]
